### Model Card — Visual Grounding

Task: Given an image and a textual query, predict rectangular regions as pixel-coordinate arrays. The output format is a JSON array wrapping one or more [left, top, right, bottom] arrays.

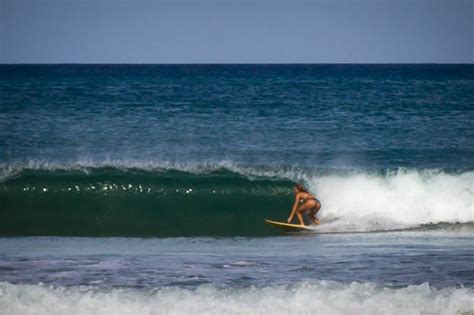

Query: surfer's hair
[[295, 184, 308, 193]]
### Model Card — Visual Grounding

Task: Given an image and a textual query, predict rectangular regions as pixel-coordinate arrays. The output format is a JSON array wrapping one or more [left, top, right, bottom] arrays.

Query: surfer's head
[[294, 184, 308, 193]]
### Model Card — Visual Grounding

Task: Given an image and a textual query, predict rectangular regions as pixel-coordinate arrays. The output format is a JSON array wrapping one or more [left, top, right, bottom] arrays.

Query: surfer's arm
[[287, 195, 300, 223]]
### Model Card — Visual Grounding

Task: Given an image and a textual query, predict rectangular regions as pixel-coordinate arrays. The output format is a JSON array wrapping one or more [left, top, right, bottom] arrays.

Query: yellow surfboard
[[265, 219, 313, 232]]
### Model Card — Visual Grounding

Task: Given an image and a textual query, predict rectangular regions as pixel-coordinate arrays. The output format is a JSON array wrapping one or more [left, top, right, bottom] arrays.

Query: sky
[[0, 0, 473, 63]]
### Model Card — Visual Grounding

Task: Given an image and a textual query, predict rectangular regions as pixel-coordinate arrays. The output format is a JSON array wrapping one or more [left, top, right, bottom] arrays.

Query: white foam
[[307, 170, 474, 232], [0, 281, 472, 315]]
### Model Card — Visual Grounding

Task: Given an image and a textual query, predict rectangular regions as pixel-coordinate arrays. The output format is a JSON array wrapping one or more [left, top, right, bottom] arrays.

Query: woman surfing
[[287, 184, 321, 226]]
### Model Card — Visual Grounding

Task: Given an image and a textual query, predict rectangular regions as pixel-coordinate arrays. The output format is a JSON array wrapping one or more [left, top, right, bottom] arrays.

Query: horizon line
[[1, 62, 473, 66]]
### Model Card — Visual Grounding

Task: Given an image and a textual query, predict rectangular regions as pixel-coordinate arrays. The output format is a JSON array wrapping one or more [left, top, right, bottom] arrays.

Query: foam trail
[[307, 170, 474, 232], [0, 281, 473, 315]]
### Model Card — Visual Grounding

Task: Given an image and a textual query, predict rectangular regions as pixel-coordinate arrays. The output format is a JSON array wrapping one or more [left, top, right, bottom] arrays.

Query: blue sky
[[1, 0, 473, 63]]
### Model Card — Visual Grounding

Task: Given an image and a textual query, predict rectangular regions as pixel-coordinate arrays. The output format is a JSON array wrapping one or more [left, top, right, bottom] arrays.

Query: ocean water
[[0, 64, 473, 314]]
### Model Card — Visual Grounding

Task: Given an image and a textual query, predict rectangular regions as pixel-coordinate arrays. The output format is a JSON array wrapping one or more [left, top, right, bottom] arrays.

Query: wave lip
[[1, 281, 473, 315], [0, 159, 308, 183]]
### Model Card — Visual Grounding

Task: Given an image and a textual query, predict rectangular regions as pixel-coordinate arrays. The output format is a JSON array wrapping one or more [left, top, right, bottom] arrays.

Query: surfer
[[287, 184, 321, 226]]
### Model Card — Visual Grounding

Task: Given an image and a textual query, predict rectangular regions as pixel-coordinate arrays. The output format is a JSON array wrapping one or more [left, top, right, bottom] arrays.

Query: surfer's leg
[[309, 209, 319, 225], [296, 201, 316, 226], [309, 211, 320, 225], [296, 211, 305, 226], [309, 202, 321, 225]]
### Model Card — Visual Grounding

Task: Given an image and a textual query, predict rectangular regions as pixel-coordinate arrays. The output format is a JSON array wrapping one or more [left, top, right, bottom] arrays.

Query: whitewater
[[309, 169, 474, 233], [2, 281, 473, 315]]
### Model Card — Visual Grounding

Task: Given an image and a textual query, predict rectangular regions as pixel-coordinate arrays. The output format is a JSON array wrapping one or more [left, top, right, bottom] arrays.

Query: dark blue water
[[1, 64, 473, 169], [1, 65, 473, 314]]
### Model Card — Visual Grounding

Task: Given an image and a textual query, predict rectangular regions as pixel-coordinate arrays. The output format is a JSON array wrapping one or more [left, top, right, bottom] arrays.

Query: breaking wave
[[0, 161, 472, 236]]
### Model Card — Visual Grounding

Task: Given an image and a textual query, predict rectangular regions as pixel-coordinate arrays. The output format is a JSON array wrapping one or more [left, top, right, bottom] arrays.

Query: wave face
[[1, 163, 473, 236], [0, 165, 294, 236], [1, 281, 473, 315]]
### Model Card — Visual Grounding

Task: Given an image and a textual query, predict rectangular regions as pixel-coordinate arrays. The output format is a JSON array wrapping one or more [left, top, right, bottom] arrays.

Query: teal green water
[[1, 169, 293, 236]]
